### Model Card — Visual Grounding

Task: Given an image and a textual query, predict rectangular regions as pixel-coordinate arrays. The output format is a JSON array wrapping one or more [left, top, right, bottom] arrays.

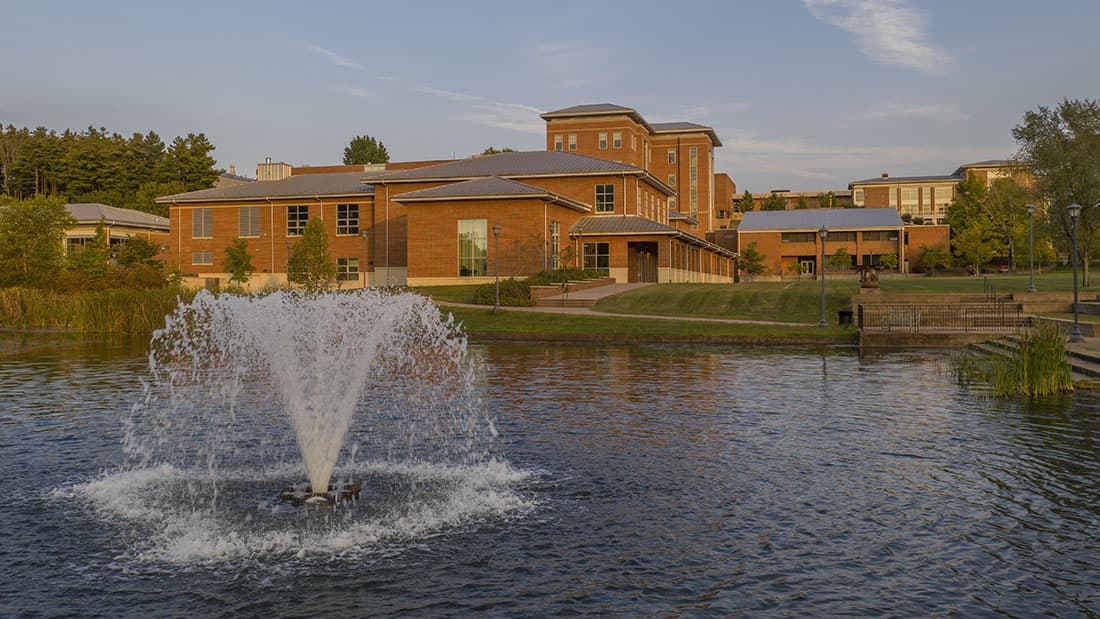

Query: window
[[669, 197, 677, 212], [612, 132, 622, 149], [568, 134, 577, 151], [595, 184, 615, 212], [554, 135, 563, 151], [287, 205, 308, 236], [900, 187, 918, 213], [862, 230, 899, 241], [667, 149, 676, 164], [921, 187, 932, 214], [191, 251, 213, 265], [718, 209, 727, 220], [934, 186, 953, 214], [829, 231, 857, 242], [337, 204, 359, 235], [853, 188, 865, 206], [337, 257, 359, 281], [689, 146, 699, 218], [66, 238, 89, 253], [458, 219, 487, 277], [889, 187, 898, 207], [583, 242, 609, 274], [598, 132, 608, 149], [239, 206, 260, 237], [781, 232, 816, 243], [192, 208, 213, 238], [668, 173, 676, 186], [549, 221, 560, 270]]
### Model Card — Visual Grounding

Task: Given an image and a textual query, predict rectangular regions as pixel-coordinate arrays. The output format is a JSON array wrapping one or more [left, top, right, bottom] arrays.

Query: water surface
[[1, 336, 1098, 617]]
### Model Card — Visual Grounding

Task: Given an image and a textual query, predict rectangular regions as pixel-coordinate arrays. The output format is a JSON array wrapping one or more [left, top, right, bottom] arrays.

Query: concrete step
[[533, 297, 597, 309]]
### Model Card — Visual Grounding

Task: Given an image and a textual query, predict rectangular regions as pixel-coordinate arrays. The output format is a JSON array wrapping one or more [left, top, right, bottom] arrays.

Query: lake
[[1, 334, 1098, 617]]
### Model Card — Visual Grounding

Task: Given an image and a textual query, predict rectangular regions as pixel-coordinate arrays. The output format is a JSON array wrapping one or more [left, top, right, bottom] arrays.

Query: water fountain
[[91, 288, 524, 562]]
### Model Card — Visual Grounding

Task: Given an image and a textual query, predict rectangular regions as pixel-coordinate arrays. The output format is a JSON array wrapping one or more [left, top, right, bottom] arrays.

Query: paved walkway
[[434, 282, 816, 327]]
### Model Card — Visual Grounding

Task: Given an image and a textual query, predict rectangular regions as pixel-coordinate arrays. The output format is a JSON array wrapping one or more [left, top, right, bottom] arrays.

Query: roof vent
[[881, 172, 889, 180]]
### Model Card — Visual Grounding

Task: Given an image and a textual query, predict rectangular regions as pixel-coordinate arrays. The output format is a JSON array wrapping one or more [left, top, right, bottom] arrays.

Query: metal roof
[[650, 122, 723, 146], [66, 203, 169, 230], [571, 215, 681, 236], [737, 208, 904, 231], [392, 177, 591, 212], [849, 173, 961, 186], [155, 172, 375, 203], [541, 103, 638, 117], [378, 150, 640, 180], [571, 215, 736, 257]]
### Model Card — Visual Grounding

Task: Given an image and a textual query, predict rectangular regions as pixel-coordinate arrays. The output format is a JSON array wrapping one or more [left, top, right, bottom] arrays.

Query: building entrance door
[[799, 259, 815, 275], [628, 242, 659, 282]]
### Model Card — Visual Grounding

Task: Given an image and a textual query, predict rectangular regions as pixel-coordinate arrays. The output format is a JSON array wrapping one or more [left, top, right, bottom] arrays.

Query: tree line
[[0, 124, 222, 217]]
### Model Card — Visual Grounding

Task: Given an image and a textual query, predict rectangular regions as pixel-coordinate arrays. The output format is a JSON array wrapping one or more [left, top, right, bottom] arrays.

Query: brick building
[[848, 160, 1030, 225], [737, 208, 949, 277], [157, 102, 738, 289]]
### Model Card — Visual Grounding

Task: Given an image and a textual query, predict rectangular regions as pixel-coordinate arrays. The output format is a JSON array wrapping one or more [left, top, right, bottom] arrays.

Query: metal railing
[[857, 302, 1029, 333]]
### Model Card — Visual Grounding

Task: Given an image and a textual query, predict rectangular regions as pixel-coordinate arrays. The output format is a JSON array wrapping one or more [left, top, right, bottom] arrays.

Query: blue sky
[[3, 0, 1099, 192]]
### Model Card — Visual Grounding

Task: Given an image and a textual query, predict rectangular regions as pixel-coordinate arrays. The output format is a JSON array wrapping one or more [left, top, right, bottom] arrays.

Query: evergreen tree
[[762, 192, 787, 211], [343, 134, 390, 165], [66, 219, 111, 286], [287, 219, 336, 292], [738, 190, 754, 212]]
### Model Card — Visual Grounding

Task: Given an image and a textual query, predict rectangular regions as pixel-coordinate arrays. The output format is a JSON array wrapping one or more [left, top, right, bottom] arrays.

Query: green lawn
[[879, 270, 1092, 294], [441, 306, 854, 340]]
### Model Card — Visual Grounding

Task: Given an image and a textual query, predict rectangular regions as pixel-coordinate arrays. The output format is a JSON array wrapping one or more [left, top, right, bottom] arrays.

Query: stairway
[[969, 336, 1100, 387]]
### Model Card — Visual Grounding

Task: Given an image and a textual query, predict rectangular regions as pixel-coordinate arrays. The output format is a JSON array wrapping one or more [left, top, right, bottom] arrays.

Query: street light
[[1026, 204, 1037, 293], [359, 229, 369, 289], [1068, 203, 1084, 342], [818, 225, 828, 327], [492, 224, 501, 312]]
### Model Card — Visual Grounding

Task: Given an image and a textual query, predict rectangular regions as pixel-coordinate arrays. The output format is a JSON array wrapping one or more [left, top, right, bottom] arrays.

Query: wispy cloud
[[715, 127, 1002, 190], [866, 102, 969, 122], [304, 44, 365, 71], [802, 0, 954, 74], [533, 41, 605, 89], [302, 43, 544, 136], [332, 85, 376, 99]]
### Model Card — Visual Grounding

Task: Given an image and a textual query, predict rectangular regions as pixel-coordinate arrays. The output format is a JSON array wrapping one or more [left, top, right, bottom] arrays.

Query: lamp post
[[1026, 204, 1037, 293], [492, 224, 501, 312], [1068, 203, 1084, 342], [359, 229, 369, 289], [818, 225, 828, 327]]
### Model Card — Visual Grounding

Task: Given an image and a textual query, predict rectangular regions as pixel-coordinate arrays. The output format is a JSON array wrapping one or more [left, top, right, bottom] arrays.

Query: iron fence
[[857, 302, 1029, 333]]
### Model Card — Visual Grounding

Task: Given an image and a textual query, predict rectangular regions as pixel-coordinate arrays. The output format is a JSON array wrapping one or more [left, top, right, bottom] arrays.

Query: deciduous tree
[[225, 238, 256, 286], [1014, 98, 1100, 286], [0, 196, 73, 287]]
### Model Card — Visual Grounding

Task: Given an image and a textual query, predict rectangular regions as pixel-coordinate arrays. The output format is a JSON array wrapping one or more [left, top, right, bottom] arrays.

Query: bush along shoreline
[[0, 287, 194, 334]]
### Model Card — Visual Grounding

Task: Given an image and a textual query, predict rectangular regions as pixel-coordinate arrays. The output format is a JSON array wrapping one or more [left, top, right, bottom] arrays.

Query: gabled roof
[[540, 103, 653, 132], [738, 208, 905, 232], [572, 215, 681, 236], [849, 173, 961, 186], [66, 203, 169, 230], [571, 215, 736, 257], [155, 172, 375, 203], [650, 121, 723, 147], [392, 177, 591, 212], [375, 151, 675, 195]]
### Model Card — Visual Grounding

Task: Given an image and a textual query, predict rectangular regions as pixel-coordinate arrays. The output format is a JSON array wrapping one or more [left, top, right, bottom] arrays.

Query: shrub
[[474, 278, 533, 306]]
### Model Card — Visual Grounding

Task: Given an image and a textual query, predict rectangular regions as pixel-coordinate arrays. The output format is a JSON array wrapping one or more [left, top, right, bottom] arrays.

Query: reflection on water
[[1, 336, 1098, 617]]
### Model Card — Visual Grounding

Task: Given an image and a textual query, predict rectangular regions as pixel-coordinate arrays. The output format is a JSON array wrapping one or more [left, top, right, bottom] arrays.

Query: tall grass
[[0, 287, 194, 334], [959, 323, 1073, 396]]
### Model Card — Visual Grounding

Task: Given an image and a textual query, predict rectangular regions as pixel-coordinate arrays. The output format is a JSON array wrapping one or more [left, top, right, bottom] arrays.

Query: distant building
[[214, 164, 255, 188], [736, 208, 949, 277], [848, 160, 1031, 225], [64, 202, 170, 253]]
